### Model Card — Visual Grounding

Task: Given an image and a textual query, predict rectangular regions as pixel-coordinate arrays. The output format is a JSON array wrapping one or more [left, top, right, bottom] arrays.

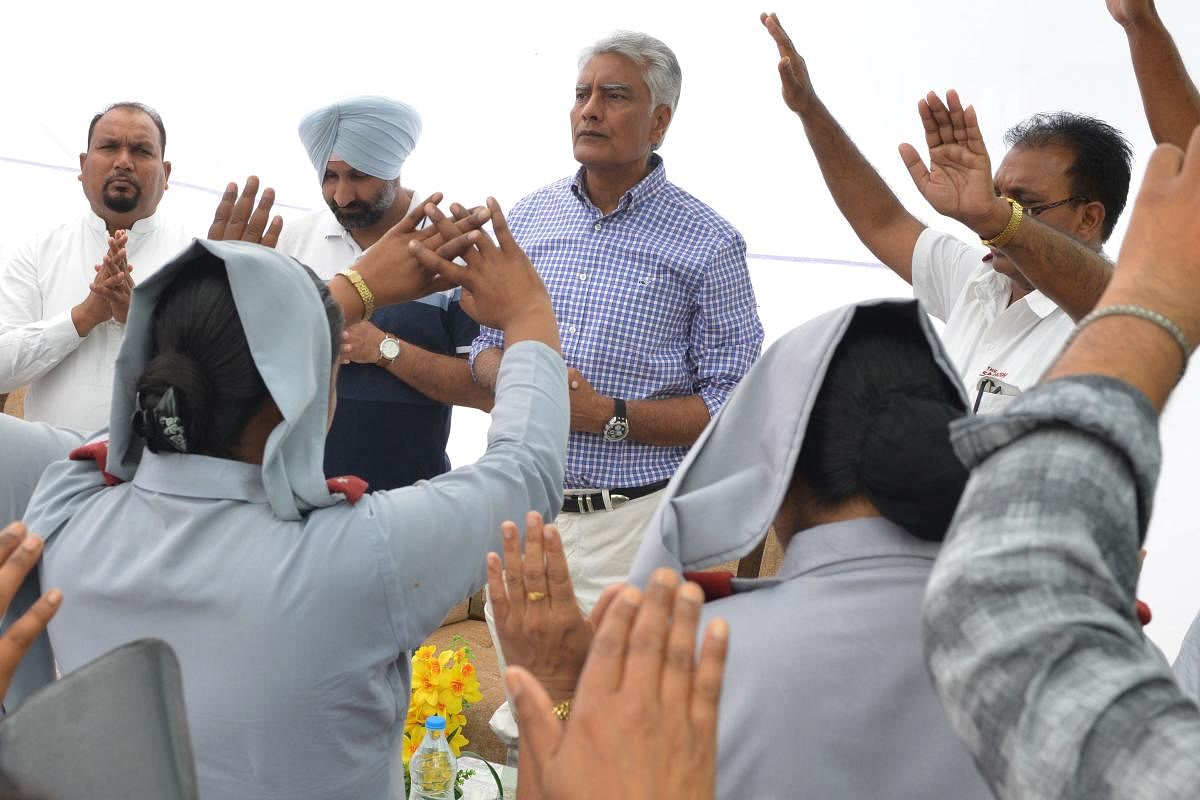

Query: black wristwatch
[[602, 398, 629, 442]]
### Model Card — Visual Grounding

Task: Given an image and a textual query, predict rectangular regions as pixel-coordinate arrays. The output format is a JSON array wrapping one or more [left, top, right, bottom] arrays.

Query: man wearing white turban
[[279, 96, 492, 490]]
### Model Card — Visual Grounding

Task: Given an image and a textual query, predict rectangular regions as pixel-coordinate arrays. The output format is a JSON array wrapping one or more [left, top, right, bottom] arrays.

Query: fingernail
[[679, 582, 704, 604], [46, 589, 62, 607], [710, 618, 729, 639], [620, 586, 642, 606], [504, 670, 523, 699], [21, 535, 42, 552]]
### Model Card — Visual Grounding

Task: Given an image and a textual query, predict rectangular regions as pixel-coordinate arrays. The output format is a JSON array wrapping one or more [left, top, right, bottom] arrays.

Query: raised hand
[[506, 569, 728, 800], [207, 177, 283, 247], [409, 198, 556, 348], [1106, 0, 1157, 29], [899, 90, 1007, 235], [0, 522, 61, 704], [761, 12, 817, 115], [1106, 128, 1200, 348], [486, 512, 594, 704]]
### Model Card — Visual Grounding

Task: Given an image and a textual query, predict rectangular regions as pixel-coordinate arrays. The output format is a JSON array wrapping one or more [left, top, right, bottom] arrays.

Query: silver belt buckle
[[564, 488, 622, 513]]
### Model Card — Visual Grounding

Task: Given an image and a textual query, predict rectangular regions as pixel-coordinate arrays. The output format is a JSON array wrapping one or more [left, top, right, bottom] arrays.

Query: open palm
[[899, 91, 998, 229]]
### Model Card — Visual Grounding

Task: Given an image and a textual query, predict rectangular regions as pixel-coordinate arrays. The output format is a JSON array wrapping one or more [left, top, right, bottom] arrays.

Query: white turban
[[298, 96, 422, 181]]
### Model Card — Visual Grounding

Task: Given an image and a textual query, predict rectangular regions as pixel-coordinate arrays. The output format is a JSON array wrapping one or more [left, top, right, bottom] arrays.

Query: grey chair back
[[0, 638, 197, 800]]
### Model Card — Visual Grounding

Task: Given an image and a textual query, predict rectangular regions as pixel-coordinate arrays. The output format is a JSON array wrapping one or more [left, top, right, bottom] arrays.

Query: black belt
[[561, 480, 669, 514]]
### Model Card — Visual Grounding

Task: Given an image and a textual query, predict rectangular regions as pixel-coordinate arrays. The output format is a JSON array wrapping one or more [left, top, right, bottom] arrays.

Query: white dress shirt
[[911, 228, 1075, 414], [0, 208, 191, 431]]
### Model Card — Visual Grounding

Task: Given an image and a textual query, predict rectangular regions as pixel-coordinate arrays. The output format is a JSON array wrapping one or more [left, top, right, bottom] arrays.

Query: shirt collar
[[85, 206, 164, 235], [730, 517, 940, 592], [970, 270, 1060, 321], [132, 449, 269, 504], [569, 154, 666, 215]]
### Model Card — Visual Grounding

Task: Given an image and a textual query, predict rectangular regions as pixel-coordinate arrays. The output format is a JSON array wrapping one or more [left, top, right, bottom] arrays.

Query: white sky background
[[2, 0, 1199, 657]]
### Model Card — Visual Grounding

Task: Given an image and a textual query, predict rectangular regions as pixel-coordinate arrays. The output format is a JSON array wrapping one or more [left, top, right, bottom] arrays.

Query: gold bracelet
[[339, 268, 375, 320], [552, 698, 573, 721], [980, 197, 1024, 249]]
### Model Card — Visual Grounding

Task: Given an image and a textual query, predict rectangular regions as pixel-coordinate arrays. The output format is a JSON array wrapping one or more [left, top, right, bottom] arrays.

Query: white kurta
[[0, 208, 191, 431], [911, 228, 1075, 414]]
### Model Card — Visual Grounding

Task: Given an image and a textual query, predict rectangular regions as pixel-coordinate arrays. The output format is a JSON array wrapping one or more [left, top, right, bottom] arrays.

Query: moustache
[[104, 173, 141, 190]]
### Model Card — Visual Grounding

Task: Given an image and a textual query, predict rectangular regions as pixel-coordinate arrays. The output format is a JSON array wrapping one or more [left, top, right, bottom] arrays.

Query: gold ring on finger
[[526, 591, 546, 602]]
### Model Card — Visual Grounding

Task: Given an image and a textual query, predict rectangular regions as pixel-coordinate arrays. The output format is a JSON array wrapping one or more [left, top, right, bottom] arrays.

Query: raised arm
[[368, 200, 567, 641], [761, 12, 926, 281], [900, 91, 1114, 320], [923, 130, 1200, 799], [1108, 0, 1200, 148]]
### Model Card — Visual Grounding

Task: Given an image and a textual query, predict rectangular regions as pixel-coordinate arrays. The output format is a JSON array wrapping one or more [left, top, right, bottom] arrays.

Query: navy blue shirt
[[325, 290, 479, 489]]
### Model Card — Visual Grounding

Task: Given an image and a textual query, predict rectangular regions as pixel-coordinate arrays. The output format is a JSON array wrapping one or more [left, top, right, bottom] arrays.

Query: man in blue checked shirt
[[470, 30, 763, 611]]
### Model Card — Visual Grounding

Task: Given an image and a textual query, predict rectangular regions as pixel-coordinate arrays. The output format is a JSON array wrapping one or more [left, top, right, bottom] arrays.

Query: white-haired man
[[471, 32, 763, 610], [278, 96, 492, 491]]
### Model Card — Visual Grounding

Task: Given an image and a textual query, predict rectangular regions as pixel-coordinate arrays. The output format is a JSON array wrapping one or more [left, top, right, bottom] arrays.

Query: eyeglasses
[[1020, 196, 1089, 217]]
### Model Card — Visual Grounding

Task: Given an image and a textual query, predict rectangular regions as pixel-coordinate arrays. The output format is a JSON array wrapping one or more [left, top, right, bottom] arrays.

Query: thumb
[[506, 666, 562, 763]]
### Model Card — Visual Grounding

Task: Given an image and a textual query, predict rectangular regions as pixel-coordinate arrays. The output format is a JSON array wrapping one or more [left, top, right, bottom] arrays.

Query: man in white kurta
[[0, 102, 189, 431]]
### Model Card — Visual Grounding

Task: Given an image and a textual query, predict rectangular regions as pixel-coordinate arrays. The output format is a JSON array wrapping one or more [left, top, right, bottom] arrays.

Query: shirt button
[[568, 324, 578, 334], [986, 343, 996, 351], [578, 272, 588, 281], [593, 222, 602, 232]]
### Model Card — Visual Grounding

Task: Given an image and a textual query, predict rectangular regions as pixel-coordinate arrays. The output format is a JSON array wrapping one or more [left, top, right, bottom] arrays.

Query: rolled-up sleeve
[[690, 233, 763, 418], [923, 375, 1200, 799]]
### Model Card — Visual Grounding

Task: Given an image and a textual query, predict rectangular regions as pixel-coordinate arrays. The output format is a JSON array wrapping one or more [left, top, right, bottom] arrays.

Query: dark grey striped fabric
[[924, 375, 1200, 799]]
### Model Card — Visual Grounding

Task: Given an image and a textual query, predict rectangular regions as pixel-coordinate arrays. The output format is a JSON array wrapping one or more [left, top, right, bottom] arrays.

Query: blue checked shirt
[[471, 156, 762, 489]]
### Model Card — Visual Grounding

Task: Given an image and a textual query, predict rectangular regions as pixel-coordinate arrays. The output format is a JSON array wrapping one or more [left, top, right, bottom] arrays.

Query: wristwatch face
[[603, 417, 629, 442], [379, 337, 401, 361]]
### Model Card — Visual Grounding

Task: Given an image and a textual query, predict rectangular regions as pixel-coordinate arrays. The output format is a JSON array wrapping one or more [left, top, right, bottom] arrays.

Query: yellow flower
[[414, 645, 437, 663], [411, 653, 449, 709], [400, 727, 423, 767], [446, 671, 483, 705], [447, 726, 469, 755]]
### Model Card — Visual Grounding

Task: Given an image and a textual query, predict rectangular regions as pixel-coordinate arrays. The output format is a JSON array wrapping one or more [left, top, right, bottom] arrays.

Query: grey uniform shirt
[[924, 375, 1200, 799], [22, 341, 567, 800], [704, 517, 991, 800]]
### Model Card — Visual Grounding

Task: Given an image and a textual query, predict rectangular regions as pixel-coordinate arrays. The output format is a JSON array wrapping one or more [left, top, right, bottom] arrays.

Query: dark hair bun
[[859, 395, 968, 542], [135, 352, 214, 453]]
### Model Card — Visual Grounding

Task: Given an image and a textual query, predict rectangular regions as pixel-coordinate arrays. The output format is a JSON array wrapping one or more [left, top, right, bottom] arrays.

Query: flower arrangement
[[404, 641, 483, 765], [403, 639, 502, 798]]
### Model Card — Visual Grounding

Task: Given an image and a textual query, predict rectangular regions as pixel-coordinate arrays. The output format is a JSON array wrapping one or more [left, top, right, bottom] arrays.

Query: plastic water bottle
[[409, 715, 456, 800]]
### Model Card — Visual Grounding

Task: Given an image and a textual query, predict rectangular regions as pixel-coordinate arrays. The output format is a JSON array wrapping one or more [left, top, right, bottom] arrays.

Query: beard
[[102, 175, 141, 214], [328, 181, 397, 230]]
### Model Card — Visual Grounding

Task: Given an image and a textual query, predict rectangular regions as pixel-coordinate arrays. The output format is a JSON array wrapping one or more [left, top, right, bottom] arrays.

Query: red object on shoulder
[[1136, 599, 1152, 626], [683, 571, 735, 602], [68, 441, 123, 486], [326, 475, 369, 505]]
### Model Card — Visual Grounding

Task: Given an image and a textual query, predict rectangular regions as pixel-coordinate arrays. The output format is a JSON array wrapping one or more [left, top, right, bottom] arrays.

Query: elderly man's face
[[78, 108, 170, 224], [322, 160, 398, 230], [571, 53, 672, 172]]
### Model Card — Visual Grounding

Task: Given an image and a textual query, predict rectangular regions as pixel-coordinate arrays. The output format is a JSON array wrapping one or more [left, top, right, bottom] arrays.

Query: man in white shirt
[[763, 14, 1131, 413], [0, 102, 190, 431], [277, 96, 491, 490]]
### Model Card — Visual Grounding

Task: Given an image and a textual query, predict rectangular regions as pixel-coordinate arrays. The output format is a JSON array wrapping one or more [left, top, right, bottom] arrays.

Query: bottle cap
[[424, 715, 447, 731]]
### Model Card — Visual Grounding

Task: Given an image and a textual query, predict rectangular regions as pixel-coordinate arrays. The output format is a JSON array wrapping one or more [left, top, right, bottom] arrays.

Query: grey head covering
[[104, 239, 338, 521], [298, 96, 422, 181], [627, 299, 968, 586]]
